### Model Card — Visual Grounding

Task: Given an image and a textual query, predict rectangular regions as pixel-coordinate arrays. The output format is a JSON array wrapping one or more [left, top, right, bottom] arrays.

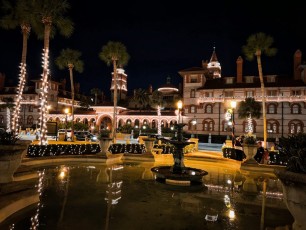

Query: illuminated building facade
[[179, 49, 306, 139]]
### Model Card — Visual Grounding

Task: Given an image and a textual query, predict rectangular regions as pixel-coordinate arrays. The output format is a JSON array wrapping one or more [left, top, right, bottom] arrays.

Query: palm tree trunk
[[69, 65, 74, 141], [39, 20, 51, 145], [256, 50, 267, 148], [12, 25, 30, 133], [112, 60, 117, 141], [95, 93, 97, 105]]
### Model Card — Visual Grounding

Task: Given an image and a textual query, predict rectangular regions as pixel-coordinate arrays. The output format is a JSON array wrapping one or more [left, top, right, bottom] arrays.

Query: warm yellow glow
[[177, 100, 183, 109], [229, 210, 235, 219], [59, 171, 65, 179], [230, 101, 237, 109], [58, 167, 68, 179], [64, 108, 69, 114], [47, 105, 51, 110]]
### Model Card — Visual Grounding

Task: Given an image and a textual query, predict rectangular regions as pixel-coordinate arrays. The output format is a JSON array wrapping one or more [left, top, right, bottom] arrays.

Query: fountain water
[[151, 123, 208, 186]]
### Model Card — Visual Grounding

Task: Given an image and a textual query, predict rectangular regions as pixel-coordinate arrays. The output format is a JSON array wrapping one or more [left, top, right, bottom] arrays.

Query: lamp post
[[177, 100, 183, 124], [230, 101, 237, 148], [191, 116, 197, 138], [64, 108, 69, 141]]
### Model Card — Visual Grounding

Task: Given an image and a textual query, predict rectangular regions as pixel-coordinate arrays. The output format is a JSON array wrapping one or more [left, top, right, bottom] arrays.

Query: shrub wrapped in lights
[[27, 143, 101, 157]]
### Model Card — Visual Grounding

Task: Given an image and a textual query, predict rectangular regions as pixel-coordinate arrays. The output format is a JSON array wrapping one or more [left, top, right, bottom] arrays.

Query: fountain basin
[[151, 166, 208, 186]]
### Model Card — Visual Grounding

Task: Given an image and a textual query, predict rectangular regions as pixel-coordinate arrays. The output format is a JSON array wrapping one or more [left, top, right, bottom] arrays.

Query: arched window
[[202, 119, 214, 131], [267, 119, 279, 134], [291, 103, 301, 114], [288, 120, 304, 134], [126, 119, 132, 126], [134, 119, 140, 128], [205, 104, 213, 114], [267, 104, 277, 114]]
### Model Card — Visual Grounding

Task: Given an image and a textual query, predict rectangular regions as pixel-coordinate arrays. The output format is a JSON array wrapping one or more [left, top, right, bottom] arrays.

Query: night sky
[[1, 1, 306, 98]]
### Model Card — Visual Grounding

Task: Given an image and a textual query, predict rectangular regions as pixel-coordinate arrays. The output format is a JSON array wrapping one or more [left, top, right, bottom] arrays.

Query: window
[[245, 76, 254, 83], [190, 75, 198, 83], [225, 78, 234, 84], [203, 119, 214, 131], [288, 120, 303, 134], [246, 91, 254, 98], [267, 90, 278, 96], [190, 89, 196, 98], [267, 119, 279, 134], [224, 91, 234, 98], [267, 104, 277, 114], [291, 90, 301, 96], [205, 104, 213, 114], [190, 105, 196, 113], [204, 92, 213, 98], [266, 75, 276, 83], [291, 104, 301, 114]]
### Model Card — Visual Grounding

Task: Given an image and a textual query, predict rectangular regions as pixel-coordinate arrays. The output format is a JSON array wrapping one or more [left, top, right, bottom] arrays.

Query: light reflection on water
[[1, 162, 293, 230]]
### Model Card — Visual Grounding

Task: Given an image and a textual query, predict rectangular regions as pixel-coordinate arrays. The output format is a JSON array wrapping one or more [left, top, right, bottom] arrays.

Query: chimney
[[294, 50, 302, 80], [0, 73, 5, 91], [236, 56, 243, 83]]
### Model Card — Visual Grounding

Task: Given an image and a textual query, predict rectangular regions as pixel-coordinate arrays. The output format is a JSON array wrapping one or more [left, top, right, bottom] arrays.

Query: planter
[[0, 140, 31, 183], [242, 144, 258, 164], [143, 138, 156, 155], [274, 169, 306, 230], [98, 138, 113, 158]]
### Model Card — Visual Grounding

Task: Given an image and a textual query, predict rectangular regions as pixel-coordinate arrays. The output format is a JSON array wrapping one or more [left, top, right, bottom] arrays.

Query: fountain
[[151, 123, 208, 186]]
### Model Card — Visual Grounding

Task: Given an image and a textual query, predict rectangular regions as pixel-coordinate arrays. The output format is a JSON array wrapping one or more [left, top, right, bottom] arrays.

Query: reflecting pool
[[0, 161, 293, 230]]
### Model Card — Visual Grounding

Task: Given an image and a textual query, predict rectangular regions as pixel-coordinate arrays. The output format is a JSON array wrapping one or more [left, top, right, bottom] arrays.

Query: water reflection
[[1, 162, 294, 230]]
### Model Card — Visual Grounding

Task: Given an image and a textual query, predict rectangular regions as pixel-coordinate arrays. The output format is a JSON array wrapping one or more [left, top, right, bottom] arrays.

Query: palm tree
[[55, 48, 84, 141], [0, 0, 37, 133], [237, 97, 261, 134], [99, 41, 130, 141], [242, 32, 277, 148], [31, 0, 74, 145], [132, 88, 150, 111], [90, 88, 101, 105]]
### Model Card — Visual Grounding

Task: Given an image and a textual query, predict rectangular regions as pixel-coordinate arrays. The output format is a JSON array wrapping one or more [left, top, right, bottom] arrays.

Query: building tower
[[207, 47, 221, 78], [110, 68, 128, 102]]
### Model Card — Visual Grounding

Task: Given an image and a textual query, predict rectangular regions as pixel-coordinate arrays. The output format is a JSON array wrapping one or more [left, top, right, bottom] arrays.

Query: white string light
[[157, 105, 161, 135], [11, 62, 27, 133], [39, 48, 50, 145]]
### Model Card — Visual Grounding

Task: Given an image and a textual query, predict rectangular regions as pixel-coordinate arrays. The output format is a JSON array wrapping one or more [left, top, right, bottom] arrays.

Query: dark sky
[[1, 1, 306, 97]]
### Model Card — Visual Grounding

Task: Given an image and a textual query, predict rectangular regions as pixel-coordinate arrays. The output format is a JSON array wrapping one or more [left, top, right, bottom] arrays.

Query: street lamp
[[191, 117, 197, 138], [177, 100, 183, 124], [64, 108, 69, 141], [230, 101, 237, 147]]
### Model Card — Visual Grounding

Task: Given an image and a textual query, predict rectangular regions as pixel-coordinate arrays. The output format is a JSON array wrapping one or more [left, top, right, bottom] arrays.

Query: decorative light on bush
[[247, 114, 253, 133], [11, 63, 27, 133], [6, 108, 11, 132], [38, 48, 50, 145]]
